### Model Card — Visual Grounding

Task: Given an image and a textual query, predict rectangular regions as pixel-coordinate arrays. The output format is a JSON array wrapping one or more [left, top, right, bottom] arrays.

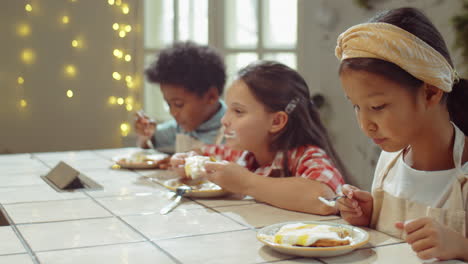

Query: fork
[[160, 185, 192, 214], [318, 195, 346, 208], [136, 110, 156, 150]]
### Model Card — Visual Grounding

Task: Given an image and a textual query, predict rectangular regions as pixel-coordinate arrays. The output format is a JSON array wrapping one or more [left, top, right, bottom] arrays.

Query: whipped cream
[[274, 223, 351, 247], [184, 156, 212, 180]]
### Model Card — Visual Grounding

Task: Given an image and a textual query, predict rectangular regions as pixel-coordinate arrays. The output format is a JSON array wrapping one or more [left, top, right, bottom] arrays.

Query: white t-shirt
[[372, 150, 468, 208]]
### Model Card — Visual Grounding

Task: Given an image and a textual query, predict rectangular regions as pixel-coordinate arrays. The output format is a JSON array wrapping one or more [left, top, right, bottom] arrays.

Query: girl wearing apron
[[334, 8, 468, 261]]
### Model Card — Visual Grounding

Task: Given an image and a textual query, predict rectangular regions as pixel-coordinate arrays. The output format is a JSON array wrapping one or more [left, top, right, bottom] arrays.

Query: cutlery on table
[[160, 185, 192, 215]]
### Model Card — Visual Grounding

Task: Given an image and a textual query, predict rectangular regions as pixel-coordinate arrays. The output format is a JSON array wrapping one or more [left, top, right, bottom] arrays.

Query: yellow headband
[[335, 22, 458, 92]]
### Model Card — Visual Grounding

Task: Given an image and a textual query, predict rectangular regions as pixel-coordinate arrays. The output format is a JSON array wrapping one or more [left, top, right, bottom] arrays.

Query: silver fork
[[160, 185, 192, 214], [318, 195, 346, 207]]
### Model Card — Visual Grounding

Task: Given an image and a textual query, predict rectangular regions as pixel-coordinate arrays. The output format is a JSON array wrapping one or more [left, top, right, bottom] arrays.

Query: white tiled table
[[0, 148, 465, 264]]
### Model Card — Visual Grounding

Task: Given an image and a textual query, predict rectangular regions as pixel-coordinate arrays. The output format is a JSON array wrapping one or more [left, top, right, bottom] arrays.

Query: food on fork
[[274, 223, 352, 247]]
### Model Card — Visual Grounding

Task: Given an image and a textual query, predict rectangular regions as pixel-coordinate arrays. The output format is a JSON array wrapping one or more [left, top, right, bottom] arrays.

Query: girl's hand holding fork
[[336, 184, 374, 227], [134, 111, 157, 148]]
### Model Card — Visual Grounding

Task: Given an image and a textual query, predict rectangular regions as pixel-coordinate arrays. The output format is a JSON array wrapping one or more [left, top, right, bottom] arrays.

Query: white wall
[[0, 0, 143, 154]]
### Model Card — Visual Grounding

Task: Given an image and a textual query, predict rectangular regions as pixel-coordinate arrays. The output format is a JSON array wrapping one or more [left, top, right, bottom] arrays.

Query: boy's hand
[[336, 184, 373, 226], [396, 217, 468, 261], [134, 111, 157, 148], [204, 161, 253, 195]]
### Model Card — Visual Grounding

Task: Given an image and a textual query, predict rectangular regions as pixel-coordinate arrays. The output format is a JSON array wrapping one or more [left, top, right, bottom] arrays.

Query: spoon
[[160, 185, 192, 214]]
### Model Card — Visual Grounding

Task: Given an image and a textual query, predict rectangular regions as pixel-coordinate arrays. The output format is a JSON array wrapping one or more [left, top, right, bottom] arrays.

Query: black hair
[[145, 41, 226, 97], [238, 61, 351, 182], [339, 7, 468, 134]]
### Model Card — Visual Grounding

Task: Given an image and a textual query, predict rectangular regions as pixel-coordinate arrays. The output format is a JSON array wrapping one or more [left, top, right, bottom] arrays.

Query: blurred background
[[1, 0, 464, 190]]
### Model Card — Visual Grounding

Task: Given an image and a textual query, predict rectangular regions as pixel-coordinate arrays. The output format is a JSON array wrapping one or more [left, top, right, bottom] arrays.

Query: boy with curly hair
[[135, 42, 226, 152]]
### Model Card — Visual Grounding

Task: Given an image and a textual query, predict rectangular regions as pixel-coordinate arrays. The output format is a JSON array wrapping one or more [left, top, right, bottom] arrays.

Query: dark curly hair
[[145, 41, 226, 97]]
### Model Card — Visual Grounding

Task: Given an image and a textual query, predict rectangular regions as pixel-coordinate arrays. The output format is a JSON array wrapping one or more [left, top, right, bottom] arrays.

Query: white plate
[[257, 221, 369, 258], [161, 178, 229, 198], [113, 152, 169, 169]]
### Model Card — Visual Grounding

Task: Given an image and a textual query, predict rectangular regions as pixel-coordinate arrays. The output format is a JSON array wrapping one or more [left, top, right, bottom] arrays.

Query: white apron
[[370, 124, 467, 239]]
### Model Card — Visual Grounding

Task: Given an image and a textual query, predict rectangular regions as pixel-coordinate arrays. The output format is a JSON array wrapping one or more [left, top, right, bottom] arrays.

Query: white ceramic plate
[[161, 178, 229, 198], [257, 221, 369, 258], [113, 152, 169, 169]]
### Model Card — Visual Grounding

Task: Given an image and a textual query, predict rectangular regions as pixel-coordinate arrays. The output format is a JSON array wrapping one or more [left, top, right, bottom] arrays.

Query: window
[[143, 0, 298, 121]]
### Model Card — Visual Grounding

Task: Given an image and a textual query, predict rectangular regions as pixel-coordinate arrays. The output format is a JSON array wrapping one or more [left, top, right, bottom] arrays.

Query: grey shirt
[[152, 100, 226, 152]]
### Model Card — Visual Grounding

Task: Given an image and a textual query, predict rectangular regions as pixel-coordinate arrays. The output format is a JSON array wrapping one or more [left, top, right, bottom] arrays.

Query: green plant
[[452, 0, 468, 69], [354, 0, 373, 10]]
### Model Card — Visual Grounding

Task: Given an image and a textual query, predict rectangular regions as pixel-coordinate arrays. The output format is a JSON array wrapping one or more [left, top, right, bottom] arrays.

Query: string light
[[65, 65, 77, 77], [62, 16, 70, 24], [125, 75, 132, 82], [117, 97, 124, 105], [124, 54, 131, 61], [17, 77, 25, 85], [20, 99, 28, 108], [71, 39, 79, 47], [124, 25, 132, 32], [66, 90, 74, 98], [112, 23, 119, 30], [122, 4, 129, 14], [126, 104, 133, 111], [21, 49, 35, 64], [108, 96, 117, 105], [17, 24, 31, 37], [118, 30, 126, 38], [120, 122, 130, 136], [108, 0, 115, 5], [25, 4, 32, 12], [112, 72, 121, 80], [115, 0, 122, 6]]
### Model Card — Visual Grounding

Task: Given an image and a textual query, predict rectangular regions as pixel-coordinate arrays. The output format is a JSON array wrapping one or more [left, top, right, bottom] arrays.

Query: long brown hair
[[238, 61, 351, 181], [339, 7, 468, 134]]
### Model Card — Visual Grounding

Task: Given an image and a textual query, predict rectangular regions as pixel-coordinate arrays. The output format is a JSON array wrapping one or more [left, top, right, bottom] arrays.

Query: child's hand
[[134, 112, 157, 147], [204, 161, 253, 195], [169, 151, 197, 178], [396, 217, 468, 261], [336, 184, 373, 227]]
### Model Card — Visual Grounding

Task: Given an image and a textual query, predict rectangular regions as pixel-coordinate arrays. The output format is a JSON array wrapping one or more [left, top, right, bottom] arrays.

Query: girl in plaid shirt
[[172, 61, 350, 215]]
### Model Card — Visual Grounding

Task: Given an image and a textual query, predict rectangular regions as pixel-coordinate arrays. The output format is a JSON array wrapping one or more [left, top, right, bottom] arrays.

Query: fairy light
[[17, 24, 31, 37], [108, 0, 115, 5], [115, 0, 122, 6], [125, 75, 132, 82], [25, 4, 32, 12], [62, 16, 70, 24], [124, 25, 132, 32], [120, 122, 130, 136], [118, 30, 126, 38], [113, 49, 123, 58], [66, 90, 74, 98], [112, 23, 119, 30], [112, 72, 121, 80], [124, 54, 131, 62], [117, 97, 124, 105], [65, 65, 77, 77], [21, 49, 35, 64], [122, 4, 130, 14], [20, 99, 28, 108], [17, 77, 25, 85], [126, 104, 133, 111], [71, 39, 79, 47], [108, 96, 117, 105]]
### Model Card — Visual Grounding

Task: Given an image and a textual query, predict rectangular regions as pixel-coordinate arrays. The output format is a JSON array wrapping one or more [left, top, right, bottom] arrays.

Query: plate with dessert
[[113, 150, 170, 169], [257, 221, 369, 257], [161, 155, 229, 198]]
